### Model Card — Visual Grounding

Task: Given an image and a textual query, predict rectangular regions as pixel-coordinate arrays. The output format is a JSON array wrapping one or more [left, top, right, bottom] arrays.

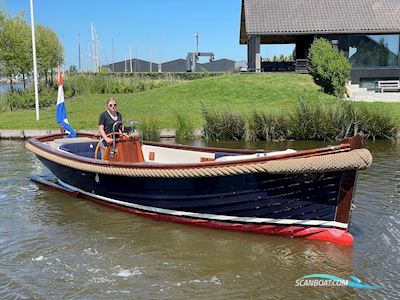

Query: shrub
[[308, 38, 351, 98], [0, 94, 6, 112], [201, 102, 246, 141], [174, 114, 194, 140], [62, 73, 182, 96], [99, 72, 224, 81], [61, 72, 224, 97], [3, 85, 57, 111]]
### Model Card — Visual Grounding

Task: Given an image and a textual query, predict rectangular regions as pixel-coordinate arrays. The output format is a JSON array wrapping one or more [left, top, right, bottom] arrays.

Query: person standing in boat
[[98, 97, 122, 144]]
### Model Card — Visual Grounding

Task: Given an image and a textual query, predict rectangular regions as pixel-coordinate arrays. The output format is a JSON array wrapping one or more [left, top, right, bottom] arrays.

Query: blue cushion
[[59, 142, 99, 159], [214, 152, 242, 159]]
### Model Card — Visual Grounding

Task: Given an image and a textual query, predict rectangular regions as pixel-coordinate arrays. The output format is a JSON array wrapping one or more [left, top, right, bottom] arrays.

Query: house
[[107, 58, 236, 73], [108, 58, 159, 73], [240, 0, 400, 86]]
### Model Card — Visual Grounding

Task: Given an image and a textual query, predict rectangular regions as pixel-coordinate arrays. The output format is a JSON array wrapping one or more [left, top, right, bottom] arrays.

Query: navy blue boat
[[27, 133, 372, 246]]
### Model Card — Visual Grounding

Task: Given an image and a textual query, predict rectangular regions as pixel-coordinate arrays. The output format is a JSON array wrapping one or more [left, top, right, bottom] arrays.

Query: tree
[[100, 66, 110, 73], [0, 10, 5, 76], [0, 12, 32, 92], [13, 14, 31, 90], [0, 11, 63, 93], [69, 65, 78, 73], [36, 24, 63, 86], [308, 38, 351, 97]]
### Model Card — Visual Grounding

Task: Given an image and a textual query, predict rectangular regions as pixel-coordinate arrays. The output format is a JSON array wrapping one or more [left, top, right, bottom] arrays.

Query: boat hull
[[35, 154, 356, 245], [30, 174, 354, 246]]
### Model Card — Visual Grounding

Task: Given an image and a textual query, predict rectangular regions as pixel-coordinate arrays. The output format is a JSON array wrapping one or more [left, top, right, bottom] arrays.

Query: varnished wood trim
[[200, 157, 215, 162], [149, 151, 155, 161], [335, 170, 357, 223], [342, 133, 364, 150]]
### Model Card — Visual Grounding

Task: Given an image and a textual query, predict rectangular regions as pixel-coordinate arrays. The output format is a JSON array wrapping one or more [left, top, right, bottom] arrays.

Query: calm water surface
[[0, 139, 399, 299]]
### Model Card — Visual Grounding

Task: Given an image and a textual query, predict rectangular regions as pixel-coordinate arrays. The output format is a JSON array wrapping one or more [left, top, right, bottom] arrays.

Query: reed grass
[[174, 114, 195, 140], [203, 98, 399, 141], [246, 111, 289, 141], [138, 116, 161, 141], [357, 105, 399, 140], [289, 98, 360, 140], [288, 96, 328, 140], [287, 98, 397, 140], [201, 102, 246, 141]]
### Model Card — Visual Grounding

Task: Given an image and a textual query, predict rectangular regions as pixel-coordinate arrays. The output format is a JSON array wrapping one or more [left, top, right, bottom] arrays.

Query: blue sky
[[1, 0, 293, 69]]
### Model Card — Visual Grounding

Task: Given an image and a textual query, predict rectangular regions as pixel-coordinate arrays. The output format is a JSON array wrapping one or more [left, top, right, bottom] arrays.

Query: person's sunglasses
[[109, 104, 117, 108]]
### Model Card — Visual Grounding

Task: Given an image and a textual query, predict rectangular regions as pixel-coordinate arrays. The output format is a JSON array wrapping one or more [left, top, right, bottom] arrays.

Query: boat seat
[[59, 142, 100, 159]]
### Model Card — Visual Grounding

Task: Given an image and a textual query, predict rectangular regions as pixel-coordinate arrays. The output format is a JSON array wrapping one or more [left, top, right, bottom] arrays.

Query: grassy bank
[[1, 73, 400, 133]]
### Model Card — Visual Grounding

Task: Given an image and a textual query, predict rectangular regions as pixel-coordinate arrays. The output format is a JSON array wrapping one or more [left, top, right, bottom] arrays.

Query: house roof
[[240, 0, 400, 43]]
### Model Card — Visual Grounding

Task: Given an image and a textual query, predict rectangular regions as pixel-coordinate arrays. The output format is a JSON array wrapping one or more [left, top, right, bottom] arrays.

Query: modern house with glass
[[240, 0, 400, 87]]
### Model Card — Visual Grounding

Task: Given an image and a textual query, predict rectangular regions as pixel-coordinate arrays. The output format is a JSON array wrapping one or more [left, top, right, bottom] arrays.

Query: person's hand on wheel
[[105, 136, 113, 144]]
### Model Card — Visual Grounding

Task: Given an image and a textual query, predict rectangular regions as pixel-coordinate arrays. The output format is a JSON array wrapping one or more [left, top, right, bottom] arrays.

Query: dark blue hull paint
[[37, 156, 351, 222]]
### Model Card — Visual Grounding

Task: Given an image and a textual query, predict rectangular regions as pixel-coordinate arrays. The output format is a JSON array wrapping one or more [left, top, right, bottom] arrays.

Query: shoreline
[[1, 129, 399, 140], [0, 129, 203, 140]]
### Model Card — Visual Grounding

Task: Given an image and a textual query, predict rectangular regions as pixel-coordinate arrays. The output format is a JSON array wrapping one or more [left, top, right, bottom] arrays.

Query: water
[[0, 83, 25, 95], [0, 139, 399, 299]]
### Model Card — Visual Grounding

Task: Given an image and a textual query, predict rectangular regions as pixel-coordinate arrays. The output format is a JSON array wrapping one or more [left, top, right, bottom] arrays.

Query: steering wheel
[[94, 132, 129, 159]]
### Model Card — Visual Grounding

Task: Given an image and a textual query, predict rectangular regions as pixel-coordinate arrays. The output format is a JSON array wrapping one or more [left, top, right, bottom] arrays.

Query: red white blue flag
[[56, 68, 76, 137]]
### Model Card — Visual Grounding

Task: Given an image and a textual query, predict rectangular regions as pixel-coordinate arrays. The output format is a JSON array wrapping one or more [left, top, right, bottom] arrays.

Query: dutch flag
[[56, 68, 76, 138]]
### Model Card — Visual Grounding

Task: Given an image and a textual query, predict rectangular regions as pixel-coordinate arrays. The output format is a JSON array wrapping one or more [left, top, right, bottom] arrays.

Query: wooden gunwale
[[28, 133, 355, 169]]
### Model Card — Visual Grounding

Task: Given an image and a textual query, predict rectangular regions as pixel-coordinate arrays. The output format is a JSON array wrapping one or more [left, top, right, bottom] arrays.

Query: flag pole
[[29, 0, 40, 121], [57, 65, 64, 134]]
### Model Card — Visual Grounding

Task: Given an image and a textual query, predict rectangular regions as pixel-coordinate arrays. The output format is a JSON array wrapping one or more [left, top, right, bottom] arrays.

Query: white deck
[[45, 137, 98, 149], [142, 144, 214, 164]]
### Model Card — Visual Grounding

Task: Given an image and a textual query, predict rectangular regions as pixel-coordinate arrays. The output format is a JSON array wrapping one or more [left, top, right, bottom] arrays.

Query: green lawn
[[1, 73, 399, 129]]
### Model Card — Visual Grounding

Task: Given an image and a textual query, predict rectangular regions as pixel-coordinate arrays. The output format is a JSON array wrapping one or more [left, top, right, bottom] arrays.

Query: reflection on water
[[0, 139, 399, 299]]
